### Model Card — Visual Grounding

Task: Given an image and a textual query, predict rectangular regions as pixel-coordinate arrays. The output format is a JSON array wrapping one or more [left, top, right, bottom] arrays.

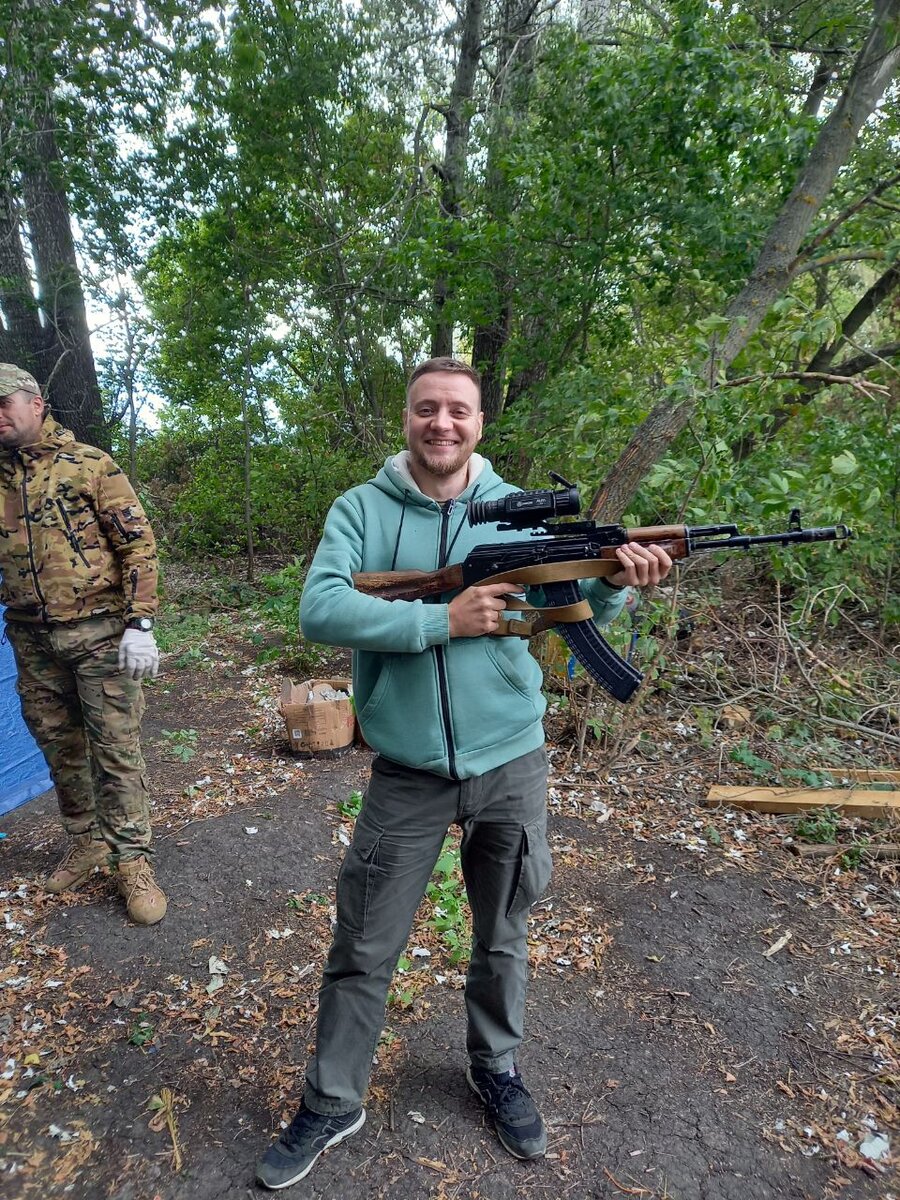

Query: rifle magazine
[[545, 582, 643, 703]]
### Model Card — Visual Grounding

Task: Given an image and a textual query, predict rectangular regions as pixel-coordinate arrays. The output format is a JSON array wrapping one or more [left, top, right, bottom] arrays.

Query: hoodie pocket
[[356, 652, 446, 766], [356, 655, 396, 726], [447, 636, 545, 757], [484, 637, 540, 700]]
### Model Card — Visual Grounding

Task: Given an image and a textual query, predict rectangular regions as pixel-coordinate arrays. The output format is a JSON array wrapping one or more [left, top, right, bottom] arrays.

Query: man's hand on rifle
[[449, 582, 524, 638], [607, 542, 674, 590]]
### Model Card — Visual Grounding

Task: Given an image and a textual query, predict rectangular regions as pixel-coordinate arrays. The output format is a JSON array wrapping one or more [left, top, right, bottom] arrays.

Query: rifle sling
[[494, 597, 594, 638]]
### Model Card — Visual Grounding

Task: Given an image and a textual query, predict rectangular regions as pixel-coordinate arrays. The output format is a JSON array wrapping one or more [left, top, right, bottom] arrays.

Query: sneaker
[[255, 1103, 366, 1190], [117, 856, 167, 925], [466, 1064, 547, 1160], [43, 834, 109, 894]]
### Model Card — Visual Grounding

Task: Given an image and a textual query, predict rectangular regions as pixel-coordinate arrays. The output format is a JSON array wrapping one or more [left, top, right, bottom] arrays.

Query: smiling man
[[255, 357, 673, 1189], [403, 366, 484, 487], [0, 364, 166, 925]]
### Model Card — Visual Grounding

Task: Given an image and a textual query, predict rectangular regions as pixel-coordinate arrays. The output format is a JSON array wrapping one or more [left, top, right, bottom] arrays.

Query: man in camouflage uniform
[[0, 364, 166, 925]]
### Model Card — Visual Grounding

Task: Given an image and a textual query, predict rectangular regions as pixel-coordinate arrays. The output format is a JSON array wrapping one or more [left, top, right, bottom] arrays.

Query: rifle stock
[[354, 563, 465, 602]]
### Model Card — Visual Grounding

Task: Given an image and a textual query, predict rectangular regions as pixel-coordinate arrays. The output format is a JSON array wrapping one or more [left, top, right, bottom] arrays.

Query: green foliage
[[252, 557, 336, 675], [338, 790, 364, 821], [793, 807, 841, 844], [729, 740, 776, 780], [389, 840, 470, 1005], [288, 891, 329, 910], [425, 839, 470, 965], [128, 1014, 155, 1047], [257, 559, 306, 639], [159, 728, 199, 762], [780, 767, 831, 788], [155, 612, 211, 655]]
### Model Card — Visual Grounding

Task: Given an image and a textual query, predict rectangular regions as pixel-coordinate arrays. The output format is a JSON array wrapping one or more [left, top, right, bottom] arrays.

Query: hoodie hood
[[373, 451, 502, 506]]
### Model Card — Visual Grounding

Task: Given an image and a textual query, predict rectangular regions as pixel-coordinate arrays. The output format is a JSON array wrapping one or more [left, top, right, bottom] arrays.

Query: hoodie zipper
[[55, 498, 91, 567], [435, 499, 457, 779], [17, 451, 48, 622]]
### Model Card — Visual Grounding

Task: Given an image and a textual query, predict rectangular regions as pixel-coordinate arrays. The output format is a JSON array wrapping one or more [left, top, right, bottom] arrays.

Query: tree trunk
[[128, 385, 137, 483], [471, 300, 512, 424], [588, 0, 900, 522], [241, 285, 256, 584], [20, 100, 105, 447], [0, 189, 47, 364], [431, 0, 485, 357], [470, 0, 541, 418]]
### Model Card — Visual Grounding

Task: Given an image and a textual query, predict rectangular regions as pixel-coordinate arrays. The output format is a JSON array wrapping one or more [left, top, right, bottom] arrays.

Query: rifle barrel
[[690, 525, 852, 552]]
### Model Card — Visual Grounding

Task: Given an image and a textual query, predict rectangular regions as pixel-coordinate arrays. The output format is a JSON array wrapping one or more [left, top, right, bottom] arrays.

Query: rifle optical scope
[[468, 479, 581, 530]]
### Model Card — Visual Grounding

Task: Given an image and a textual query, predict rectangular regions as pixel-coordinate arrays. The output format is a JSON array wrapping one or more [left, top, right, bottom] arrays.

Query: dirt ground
[[1, 604, 897, 1200]]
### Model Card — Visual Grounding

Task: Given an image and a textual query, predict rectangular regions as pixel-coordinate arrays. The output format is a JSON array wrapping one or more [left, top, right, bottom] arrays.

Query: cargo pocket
[[335, 822, 386, 939], [506, 816, 552, 918], [99, 675, 144, 736]]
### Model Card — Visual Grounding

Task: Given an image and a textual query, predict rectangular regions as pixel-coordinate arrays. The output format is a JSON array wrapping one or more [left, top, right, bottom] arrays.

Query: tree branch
[[729, 262, 900, 461], [794, 249, 887, 274], [724, 369, 890, 393], [791, 166, 900, 270], [829, 339, 900, 377]]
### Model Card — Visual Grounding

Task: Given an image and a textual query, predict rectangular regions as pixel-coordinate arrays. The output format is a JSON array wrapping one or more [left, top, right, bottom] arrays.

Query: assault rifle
[[353, 474, 853, 703]]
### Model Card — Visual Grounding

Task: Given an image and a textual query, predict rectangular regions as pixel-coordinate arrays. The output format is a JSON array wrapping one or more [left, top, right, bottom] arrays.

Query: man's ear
[[476, 410, 484, 442]]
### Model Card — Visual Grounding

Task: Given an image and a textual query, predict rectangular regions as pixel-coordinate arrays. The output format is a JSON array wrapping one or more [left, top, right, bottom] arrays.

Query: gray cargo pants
[[304, 746, 551, 1115]]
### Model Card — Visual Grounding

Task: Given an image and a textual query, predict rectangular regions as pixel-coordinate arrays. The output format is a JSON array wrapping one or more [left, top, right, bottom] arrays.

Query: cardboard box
[[280, 677, 355, 756]]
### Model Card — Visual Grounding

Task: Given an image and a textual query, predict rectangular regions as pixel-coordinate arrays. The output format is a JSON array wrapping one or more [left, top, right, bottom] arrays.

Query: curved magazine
[[543, 581, 643, 703]]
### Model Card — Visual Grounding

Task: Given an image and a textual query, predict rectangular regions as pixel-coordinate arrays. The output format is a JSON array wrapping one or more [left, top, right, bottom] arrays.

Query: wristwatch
[[126, 617, 155, 632]]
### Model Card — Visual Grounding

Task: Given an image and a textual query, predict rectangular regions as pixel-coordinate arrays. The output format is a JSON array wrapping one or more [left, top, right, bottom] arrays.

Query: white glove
[[118, 628, 160, 681]]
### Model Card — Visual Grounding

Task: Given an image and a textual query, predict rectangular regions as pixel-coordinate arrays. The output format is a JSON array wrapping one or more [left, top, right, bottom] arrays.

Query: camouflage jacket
[[0, 418, 158, 625]]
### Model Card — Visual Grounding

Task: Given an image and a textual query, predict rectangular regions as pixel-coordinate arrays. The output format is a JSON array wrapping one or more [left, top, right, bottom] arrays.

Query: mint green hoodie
[[300, 453, 627, 779]]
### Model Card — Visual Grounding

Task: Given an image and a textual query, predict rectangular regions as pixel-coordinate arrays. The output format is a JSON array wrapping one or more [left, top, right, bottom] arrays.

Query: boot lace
[[54, 837, 100, 872], [121, 860, 156, 899]]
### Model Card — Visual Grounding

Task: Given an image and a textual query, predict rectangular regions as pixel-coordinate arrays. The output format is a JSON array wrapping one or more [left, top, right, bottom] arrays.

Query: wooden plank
[[811, 767, 900, 784], [704, 786, 900, 820], [789, 842, 900, 860]]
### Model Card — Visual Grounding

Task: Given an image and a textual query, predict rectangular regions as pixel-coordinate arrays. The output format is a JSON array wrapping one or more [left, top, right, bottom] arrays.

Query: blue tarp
[[0, 605, 53, 816]]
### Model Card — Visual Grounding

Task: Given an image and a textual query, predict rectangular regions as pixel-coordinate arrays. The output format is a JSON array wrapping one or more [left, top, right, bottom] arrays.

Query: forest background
[[1, 0, 898, 638]]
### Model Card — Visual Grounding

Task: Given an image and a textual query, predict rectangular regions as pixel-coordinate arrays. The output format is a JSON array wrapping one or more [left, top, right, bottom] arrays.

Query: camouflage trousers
[[6, 615, 153, 862]]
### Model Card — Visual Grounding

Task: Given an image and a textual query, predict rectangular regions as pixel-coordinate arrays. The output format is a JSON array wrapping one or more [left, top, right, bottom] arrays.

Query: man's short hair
[[407, 357, 481, 402]]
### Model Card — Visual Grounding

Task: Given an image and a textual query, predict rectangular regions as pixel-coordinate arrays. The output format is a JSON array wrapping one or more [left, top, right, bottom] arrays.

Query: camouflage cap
[[0, 364, 41, 397]]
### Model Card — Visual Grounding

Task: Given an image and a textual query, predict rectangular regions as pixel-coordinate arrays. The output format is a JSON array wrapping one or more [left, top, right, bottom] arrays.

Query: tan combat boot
[[43, 834, 110, 894], [117, 857, 167, 925]]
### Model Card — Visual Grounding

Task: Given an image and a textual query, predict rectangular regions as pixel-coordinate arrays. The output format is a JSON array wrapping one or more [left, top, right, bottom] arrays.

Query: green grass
[[155, 611, 211, 655]]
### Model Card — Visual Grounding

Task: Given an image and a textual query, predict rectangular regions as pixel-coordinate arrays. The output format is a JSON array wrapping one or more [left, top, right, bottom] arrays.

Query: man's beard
[[412, 445, 472, 477]]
